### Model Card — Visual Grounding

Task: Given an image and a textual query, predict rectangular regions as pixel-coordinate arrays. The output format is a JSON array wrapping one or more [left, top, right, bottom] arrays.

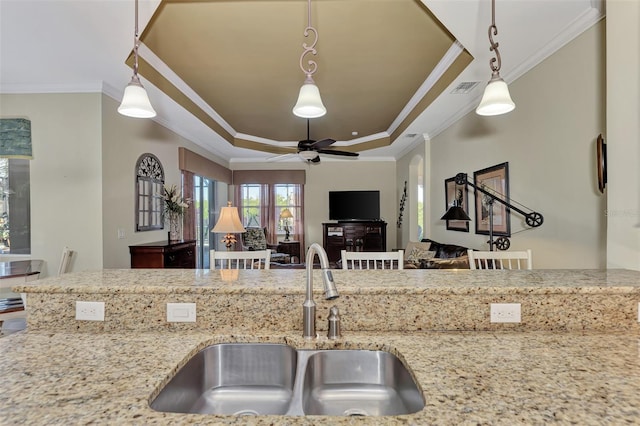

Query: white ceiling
[[0, 0, 604, 164]]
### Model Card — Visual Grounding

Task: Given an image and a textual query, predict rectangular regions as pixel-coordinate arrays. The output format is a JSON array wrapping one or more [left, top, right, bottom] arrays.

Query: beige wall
[[101, 95, 228, 268], [410, 21, 607, 268], [0, 93, 103, 276], [395, 138, 429, 250], [231, 160, 397, 251], [606, 1, 640, 270]]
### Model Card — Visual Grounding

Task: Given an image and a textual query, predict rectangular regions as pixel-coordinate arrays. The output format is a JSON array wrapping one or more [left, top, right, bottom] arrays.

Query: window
[[239, 184, 263, 227], [135, 154, 164, 231], [274, 184, 301, 237], [0, 158, 30, 254], [237, 183, 304, 245], [192, 175, 218, 268]]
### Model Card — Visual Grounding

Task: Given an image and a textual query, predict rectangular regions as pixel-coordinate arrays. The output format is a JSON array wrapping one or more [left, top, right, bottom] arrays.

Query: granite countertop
[[3, 268, 640, 424], [14, 268, 640, 295], [1, 330, 639, 424]]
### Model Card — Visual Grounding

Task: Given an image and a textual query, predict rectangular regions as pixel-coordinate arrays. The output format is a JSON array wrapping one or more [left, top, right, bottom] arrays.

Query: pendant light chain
[[488, 0, 502, 74], [299, 0, 319, 77], [132, 0, 140, 77]]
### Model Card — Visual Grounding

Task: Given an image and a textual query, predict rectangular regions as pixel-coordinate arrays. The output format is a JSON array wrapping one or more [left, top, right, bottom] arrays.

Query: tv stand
[[322, 221, 387, 262]]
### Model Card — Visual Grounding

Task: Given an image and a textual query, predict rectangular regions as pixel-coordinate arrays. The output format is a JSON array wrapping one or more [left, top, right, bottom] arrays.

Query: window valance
[[233, 170, 305, 185], [0, 118, 32, 159], [178, 147, 231, 184]]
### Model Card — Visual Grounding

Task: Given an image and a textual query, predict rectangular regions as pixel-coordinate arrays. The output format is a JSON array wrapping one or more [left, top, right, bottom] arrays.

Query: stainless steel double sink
[[150, 343, 424, 417]]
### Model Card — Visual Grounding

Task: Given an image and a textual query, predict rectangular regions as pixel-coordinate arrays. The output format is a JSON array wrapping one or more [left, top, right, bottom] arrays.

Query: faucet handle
[[327, 306, 341, 340]]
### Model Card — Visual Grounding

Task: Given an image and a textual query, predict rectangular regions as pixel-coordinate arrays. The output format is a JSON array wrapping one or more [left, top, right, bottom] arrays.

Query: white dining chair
[[340, 250, 404, 270], [467, 249, 532, 270], [210, 249, 271, 270]]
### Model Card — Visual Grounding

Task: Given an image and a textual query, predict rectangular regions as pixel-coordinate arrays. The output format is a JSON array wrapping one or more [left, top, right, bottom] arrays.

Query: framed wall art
[[473, 162, 511, 236], [444, 176, 469, 232]]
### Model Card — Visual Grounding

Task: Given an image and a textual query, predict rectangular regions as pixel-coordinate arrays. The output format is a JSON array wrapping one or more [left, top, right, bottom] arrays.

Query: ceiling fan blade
[[317, 148, 359, 157], [310, 155, 321, 163], [267, 153, 295, 162], [310, 138, 336, 149]]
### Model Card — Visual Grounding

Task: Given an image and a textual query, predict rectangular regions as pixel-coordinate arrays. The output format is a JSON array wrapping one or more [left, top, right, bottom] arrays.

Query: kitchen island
[[1, 269, 639, 424]]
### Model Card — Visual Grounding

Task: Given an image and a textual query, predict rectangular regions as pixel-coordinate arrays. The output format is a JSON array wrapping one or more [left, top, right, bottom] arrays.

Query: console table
[[129, 240, 196, 269], [277, 241, 301, 264], [322, 221, 387, 262]]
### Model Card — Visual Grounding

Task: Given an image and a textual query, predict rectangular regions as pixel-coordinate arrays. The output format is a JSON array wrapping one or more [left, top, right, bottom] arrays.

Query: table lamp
[[212, 202, 246, 250], [279, 208, 294, 241]]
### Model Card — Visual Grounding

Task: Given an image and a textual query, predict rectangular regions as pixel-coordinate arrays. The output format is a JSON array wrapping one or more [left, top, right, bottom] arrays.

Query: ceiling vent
[[451, 82, 480, 94]]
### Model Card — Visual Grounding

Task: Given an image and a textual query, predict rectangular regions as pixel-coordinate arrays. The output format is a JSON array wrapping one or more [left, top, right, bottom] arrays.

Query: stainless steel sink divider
[[284, 349, 316, 415]]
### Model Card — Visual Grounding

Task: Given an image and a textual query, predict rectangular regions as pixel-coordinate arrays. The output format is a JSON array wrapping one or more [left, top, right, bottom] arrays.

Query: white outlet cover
[[75, 301, 105, 321], [167, 303, 196, 322], [490, 303, 521, 323]]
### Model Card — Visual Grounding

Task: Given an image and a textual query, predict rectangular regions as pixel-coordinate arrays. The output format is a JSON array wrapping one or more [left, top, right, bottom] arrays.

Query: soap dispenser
[[327, 306, 341, 339]]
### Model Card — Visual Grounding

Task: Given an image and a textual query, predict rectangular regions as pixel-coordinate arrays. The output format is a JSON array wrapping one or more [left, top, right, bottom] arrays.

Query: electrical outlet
[[76, 301, 105, 321], [490, 303, 521, 323], [167, 303, 196, 323]]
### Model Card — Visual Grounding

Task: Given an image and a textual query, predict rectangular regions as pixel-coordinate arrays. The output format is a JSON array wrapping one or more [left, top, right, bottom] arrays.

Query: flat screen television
[[329, 190, 381, 221]]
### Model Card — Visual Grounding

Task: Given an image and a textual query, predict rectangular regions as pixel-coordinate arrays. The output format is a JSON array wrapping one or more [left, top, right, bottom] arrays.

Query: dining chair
[[210, 249, 272, 270], [467, 249, 533, 270], [340, 250, 404, 270]]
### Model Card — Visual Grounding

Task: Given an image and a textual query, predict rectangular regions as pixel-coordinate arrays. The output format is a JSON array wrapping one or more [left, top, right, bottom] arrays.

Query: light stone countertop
[[14, 268, 640, 295], [3, 268, 640, 424], [1, 330, 640, 425]]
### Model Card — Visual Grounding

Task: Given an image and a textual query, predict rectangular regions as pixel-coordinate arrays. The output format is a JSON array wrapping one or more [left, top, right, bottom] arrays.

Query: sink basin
[[150, 343, 424, 417], [301, 350, 424, 416], [150, 343, 297, 415]]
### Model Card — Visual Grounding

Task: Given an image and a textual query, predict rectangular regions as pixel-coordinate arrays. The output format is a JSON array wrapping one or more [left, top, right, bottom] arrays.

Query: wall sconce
[[279, 208, 294, 241], [441, 173, 543, 250], [212, 202, 246, 250]]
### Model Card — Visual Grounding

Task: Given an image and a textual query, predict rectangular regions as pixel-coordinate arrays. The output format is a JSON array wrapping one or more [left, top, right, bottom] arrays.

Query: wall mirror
[[135, 153, 164, 231]]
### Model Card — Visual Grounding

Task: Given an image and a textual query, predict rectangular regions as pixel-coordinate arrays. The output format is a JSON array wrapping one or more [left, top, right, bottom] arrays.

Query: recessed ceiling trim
[[390, 46, 474, 142], [137, 42, 236, 137], [387, 40, 465, 135]]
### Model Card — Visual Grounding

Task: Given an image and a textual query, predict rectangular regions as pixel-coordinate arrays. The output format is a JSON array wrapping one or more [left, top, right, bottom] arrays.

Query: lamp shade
[[280, 208, 294, 219], [441, 205, 471, 221], [476, 74, 515, 116], [293, 76, 326, 118], [118, 77, 157, 118], [212, 202, 246, 233]]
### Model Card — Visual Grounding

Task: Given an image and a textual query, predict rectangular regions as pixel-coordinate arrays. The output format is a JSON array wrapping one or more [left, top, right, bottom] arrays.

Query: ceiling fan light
[[118, 76, 157, 118], [299, 150, 318, 161], [476, 73, 515, 116], [293, 76, 326, 118]]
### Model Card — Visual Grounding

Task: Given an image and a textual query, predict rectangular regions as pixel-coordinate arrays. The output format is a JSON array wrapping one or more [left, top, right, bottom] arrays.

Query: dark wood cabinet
[[129, 240, 196, 269], [322, 221, 387, 262], [277, 241, 301, 263]]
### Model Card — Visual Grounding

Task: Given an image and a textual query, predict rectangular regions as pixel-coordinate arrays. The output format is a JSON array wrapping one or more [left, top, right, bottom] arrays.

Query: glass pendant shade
[[293, 76, 326, 118], [118, 76, 156, 118], [476, 73, 515, 116]]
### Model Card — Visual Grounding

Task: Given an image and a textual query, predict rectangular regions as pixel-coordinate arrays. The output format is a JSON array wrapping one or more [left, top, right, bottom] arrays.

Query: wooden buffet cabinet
[[129, 240, 196, 269], [322, 221, 387, 262]]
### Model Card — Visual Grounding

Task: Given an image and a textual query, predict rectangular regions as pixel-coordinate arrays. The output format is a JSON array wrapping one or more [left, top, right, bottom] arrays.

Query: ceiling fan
[[289, 120, 360, 163]]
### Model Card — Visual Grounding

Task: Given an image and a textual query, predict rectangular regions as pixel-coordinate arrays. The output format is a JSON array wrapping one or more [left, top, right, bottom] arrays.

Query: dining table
[[0, 259, 43, 319]]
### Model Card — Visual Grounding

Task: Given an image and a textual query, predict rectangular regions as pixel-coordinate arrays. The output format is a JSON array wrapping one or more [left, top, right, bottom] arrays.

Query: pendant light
[[476, 0, 515, 116], [292, 0, 326, 118], [118, 0, 156, 118]]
